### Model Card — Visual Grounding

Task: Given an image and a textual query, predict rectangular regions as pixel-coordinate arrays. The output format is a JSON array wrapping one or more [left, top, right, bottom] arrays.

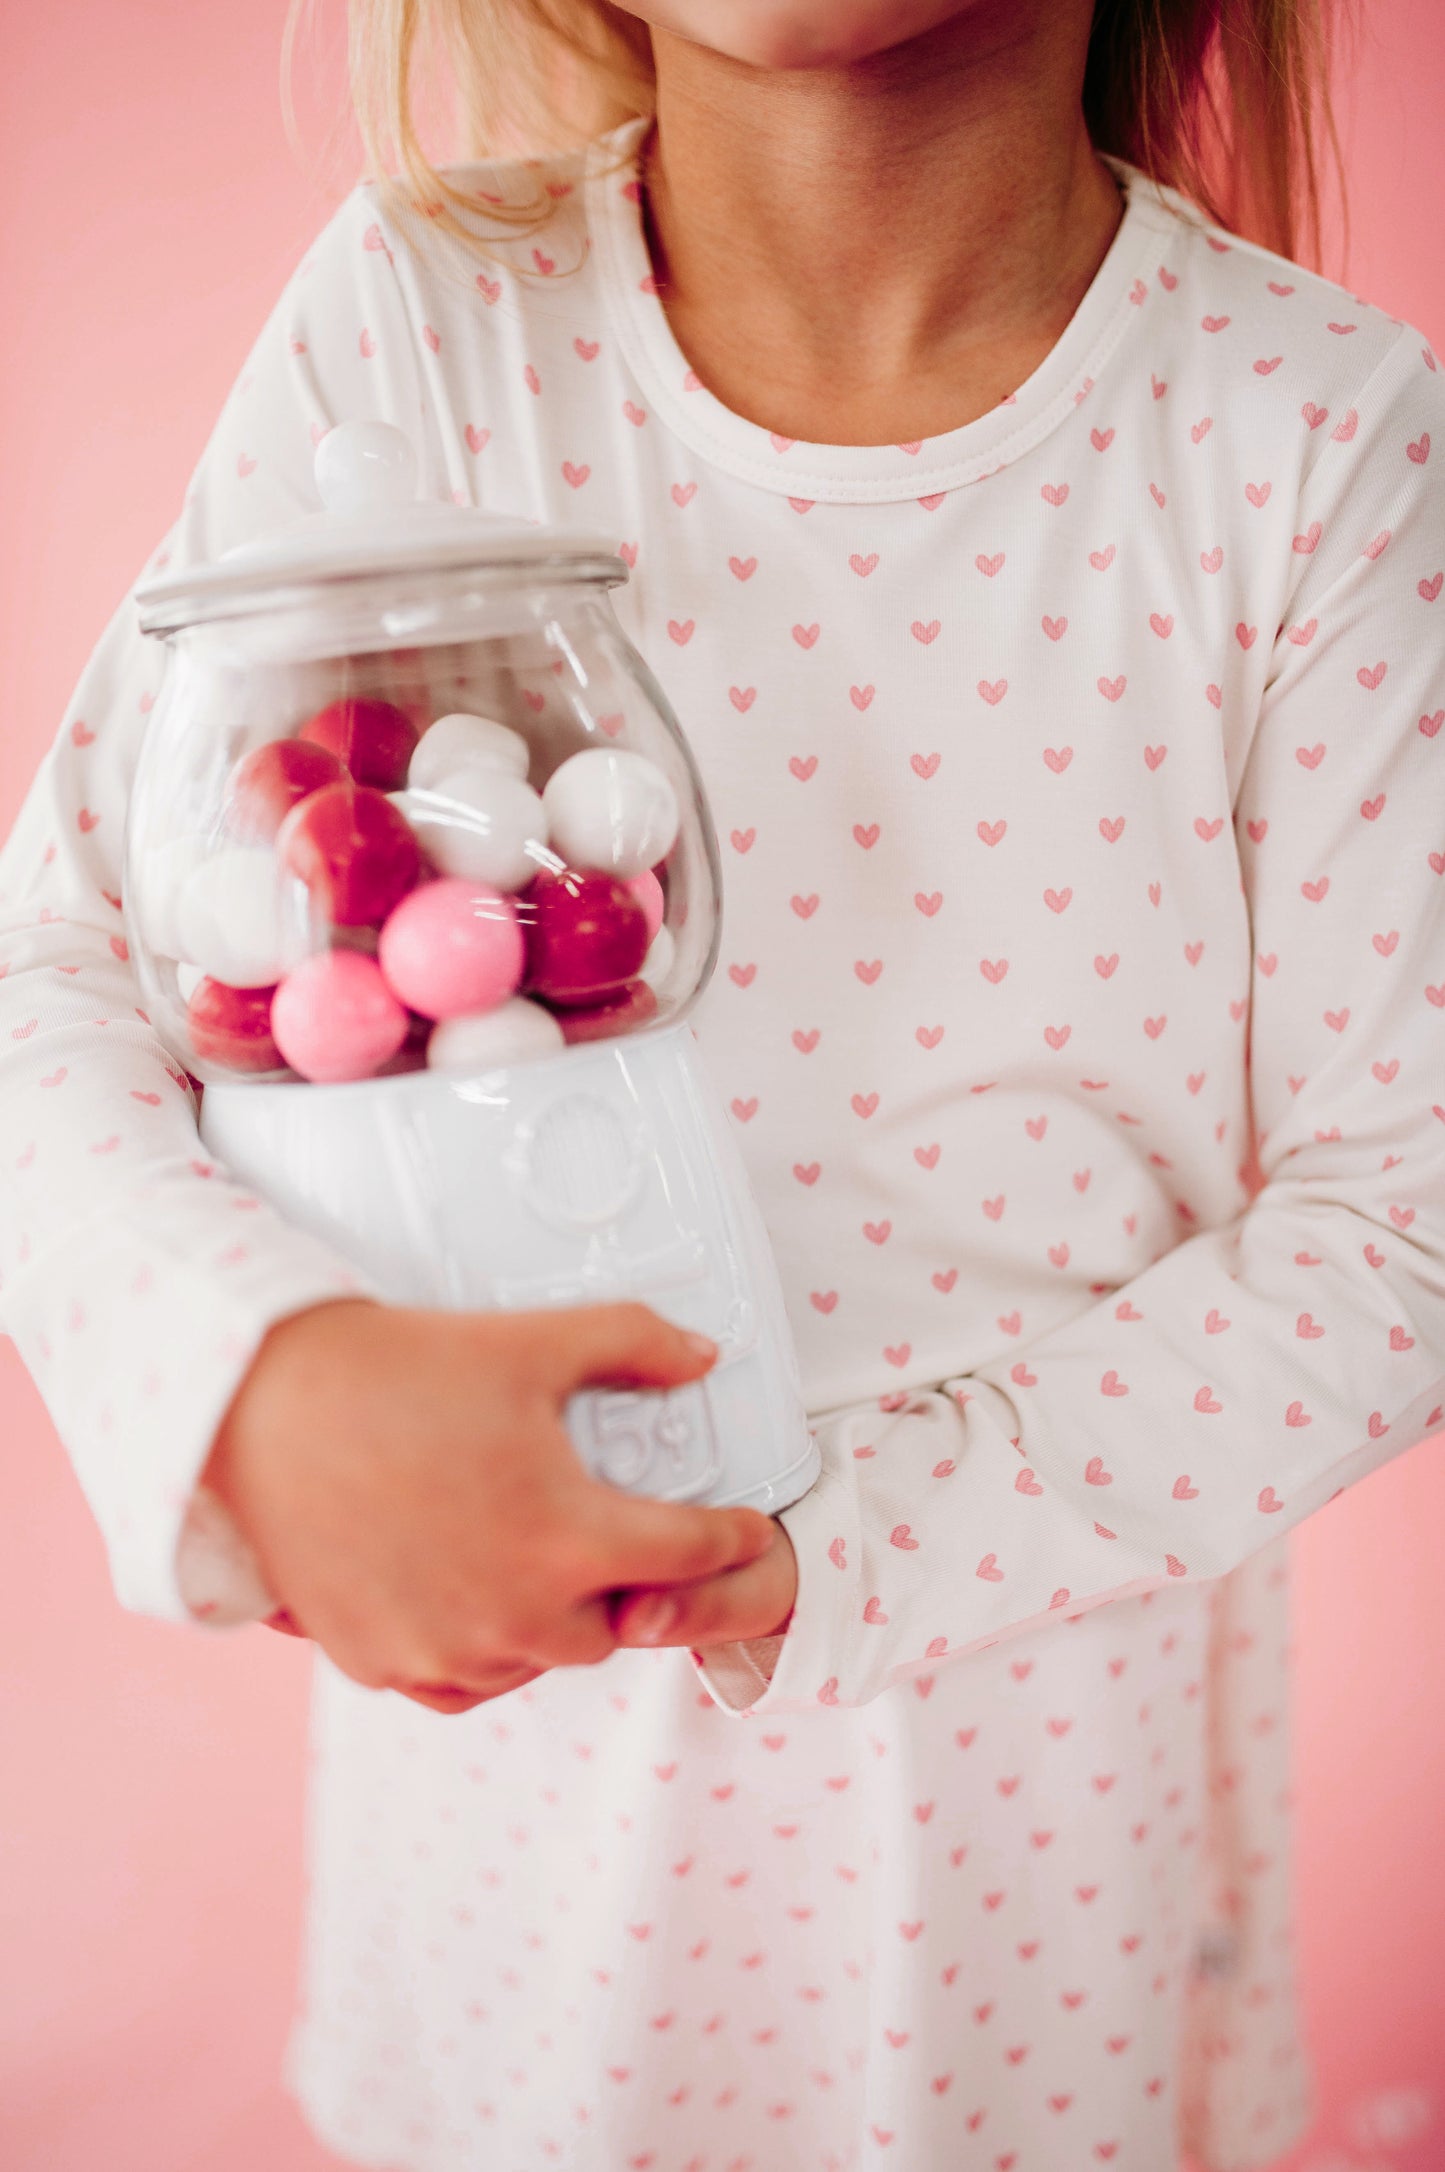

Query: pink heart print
[[8, 168, 1441, 2172]]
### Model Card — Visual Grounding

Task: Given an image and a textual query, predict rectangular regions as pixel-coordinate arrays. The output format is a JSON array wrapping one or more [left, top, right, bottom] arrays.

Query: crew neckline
[[586, 115, 1181, 505]]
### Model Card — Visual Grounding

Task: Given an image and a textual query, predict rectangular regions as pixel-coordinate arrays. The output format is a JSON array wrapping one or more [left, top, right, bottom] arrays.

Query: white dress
[[3, 119, 1444, 2172]]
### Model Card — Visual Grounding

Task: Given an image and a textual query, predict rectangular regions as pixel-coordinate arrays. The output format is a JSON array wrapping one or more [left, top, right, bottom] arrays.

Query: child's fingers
[[534, 1301, 719, 1396], [579, 1481, 776, 1591], [610, 1522, 798, 1650]]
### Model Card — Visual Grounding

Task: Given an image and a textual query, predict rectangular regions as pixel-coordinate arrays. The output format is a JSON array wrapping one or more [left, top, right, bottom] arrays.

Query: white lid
[[136, 420, 626, 636]]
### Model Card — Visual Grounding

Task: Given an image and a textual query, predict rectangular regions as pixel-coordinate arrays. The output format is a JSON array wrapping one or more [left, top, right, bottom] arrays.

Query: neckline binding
[[586, 116, 1184, 506]]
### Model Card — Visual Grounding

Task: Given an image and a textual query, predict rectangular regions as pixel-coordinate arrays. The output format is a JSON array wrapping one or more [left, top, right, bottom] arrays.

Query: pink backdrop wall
[[2, 6, 1443, 2168]]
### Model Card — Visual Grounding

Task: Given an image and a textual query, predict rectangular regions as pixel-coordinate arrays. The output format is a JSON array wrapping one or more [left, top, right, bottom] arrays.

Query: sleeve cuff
[[3, 1195, 383, 1626], [173, 1478, 280, 1627], [690, 1632, 785, 1713], [693, 1454, 861, 1717]]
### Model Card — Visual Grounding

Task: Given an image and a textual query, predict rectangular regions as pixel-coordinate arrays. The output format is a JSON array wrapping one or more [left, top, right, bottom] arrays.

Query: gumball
[[542, 748, 680, 880], [314, 417, 417, 511], [174, 847, 313, 987], [277, 781, 421, 927], [409, 712, 529, 791], [224, 737, 346, 841], [626, 868, 666, 944], [174, 960, 205, 1006], [638, 922, 675, 991], [377, 876, 524, 1020], [186, 978, 283, 1073], [390, 770, 548, 890], [329, 924, 381, 959], [270, 949, 410, 1083], [519, 866, 649, 1007], [133, 834, 207, 957], [297, 696, 417, 790], [427, 996, 566, 1074], [556, 979, 659, 1045]]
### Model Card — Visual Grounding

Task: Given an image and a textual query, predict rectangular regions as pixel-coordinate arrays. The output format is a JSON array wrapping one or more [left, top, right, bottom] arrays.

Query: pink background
[[2, 4, 1443, 2168]]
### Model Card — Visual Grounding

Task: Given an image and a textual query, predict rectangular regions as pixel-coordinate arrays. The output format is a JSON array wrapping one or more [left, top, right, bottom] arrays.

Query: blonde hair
[[302, 0, 1348, 271]]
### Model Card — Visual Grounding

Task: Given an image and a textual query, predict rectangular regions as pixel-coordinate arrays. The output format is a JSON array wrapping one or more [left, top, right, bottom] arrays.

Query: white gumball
[[409, 712, 529, 791], [174, 960, 205, 1005], [427, 996, 566, 1074], [134, 834, 208, 957], [174, 847, 311, 988], [542, 748, 680, 880], [391, 773, 548, 890], [638, 923, 676, 991]]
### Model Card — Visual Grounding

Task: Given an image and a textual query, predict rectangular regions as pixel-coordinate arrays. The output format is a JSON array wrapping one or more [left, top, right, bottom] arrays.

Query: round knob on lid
[[314, 420, 418, 515]]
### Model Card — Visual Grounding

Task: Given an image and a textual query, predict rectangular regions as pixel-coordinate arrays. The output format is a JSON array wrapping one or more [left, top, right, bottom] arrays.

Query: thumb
[[542, 1300, 719, 1396], [581, 1483, 777, 1592]]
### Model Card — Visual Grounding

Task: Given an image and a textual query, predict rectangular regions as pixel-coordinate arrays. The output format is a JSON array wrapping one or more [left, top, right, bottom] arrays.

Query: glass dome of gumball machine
[[126, 419, 818, 1516]]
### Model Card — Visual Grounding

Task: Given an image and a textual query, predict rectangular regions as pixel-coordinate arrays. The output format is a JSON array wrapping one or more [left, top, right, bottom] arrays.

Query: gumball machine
[[127, 421, 818, 1516]]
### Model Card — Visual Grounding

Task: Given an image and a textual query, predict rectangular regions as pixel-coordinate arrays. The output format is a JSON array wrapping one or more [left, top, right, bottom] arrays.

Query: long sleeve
[[698, 323, 1445, 1719], [0, 184, 428, 1626]]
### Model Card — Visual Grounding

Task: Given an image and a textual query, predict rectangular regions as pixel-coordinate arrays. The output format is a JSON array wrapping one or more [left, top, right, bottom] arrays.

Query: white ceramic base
[[198, 1022, 819, 1515]]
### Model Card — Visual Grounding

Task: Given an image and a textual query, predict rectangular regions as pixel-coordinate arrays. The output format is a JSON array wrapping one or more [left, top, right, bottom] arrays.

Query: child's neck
[[641, 2, 1124, 447]]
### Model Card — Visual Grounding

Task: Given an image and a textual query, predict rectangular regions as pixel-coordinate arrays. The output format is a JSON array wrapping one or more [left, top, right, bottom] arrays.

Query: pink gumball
[[270, 949, 409, 1082], [298, 697, 417, 791], [223, 738, 346, 842], [556, 978, 659, 1045], [519, 866, 649, 1008], [277, 781, 421, 928], [186, 979, 282, 1074], [626, 868, 666, 944], [377, 876, 524, 1020]]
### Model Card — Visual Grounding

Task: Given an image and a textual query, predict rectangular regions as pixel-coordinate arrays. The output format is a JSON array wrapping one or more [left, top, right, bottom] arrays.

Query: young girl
[[4, 1, 1443, 2166]]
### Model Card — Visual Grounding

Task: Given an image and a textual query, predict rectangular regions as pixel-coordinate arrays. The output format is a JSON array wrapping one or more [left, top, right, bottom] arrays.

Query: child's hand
[[609, 1517, 798, 1651], [202, 1297, 777, 1714]]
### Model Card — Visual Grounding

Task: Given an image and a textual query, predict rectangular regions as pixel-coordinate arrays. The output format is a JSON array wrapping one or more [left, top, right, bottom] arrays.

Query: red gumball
[[556, 978, 659, 1044], [297, 697, 418, 791], [278, 781, 421, 928], [520, 866, 649, 1007], [186, 978, 282, 1072], [223, 737, 346, 841]]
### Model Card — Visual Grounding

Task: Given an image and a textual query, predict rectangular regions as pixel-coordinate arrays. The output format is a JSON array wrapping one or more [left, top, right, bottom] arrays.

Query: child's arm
[[2, 185, 778, 1687], [0, 185, 429, 1624], [645, 324, 1445, 1717]]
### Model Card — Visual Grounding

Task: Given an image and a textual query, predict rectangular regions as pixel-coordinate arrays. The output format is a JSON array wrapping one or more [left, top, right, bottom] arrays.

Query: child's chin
[[661, 0, 970, 76]]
